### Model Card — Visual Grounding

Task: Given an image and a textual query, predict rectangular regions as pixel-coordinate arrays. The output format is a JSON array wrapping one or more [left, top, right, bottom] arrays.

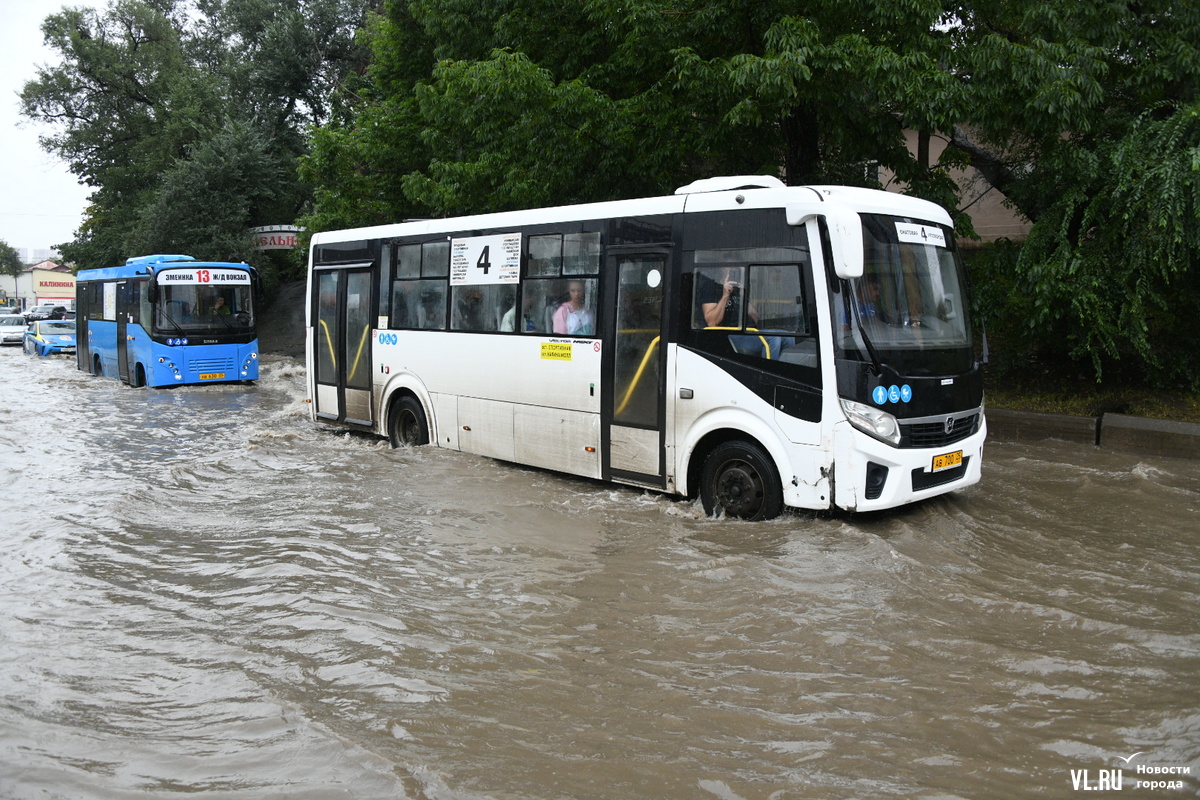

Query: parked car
[[23, 319, 77, 356], [0, 314, 26, 346], [26, 305, 69, 321]]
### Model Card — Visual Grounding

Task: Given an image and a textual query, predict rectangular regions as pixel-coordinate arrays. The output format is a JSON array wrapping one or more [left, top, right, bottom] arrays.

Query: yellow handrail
[[318, 319, 337, 368], [614, 335, 659, 417], [346, 324, 372, 384]]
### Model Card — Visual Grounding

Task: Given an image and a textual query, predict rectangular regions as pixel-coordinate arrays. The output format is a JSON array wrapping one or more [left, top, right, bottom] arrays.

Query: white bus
[[306, 176, 985, 519]]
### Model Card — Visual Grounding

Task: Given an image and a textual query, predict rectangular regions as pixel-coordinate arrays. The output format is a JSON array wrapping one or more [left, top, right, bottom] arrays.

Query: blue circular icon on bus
[[872, 385, 888, 405], [888, 385, 901, 403], [900, 384, 913, 403]]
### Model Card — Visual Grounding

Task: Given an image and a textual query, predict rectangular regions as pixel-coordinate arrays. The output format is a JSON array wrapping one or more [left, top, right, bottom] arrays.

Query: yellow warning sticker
[[540, 342, 572, 361]]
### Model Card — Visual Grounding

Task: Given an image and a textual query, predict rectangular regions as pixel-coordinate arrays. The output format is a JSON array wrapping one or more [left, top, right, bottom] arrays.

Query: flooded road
[[1, 346, 1198, 799]]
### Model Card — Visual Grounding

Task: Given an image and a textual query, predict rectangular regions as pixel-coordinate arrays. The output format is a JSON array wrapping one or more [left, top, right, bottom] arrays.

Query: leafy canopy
[[21, 0, 369, 278]]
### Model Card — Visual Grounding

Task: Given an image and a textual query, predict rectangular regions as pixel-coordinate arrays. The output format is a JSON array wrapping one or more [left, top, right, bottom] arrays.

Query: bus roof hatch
[[674, 175, 786, 195], [125, 254, 196, 267]]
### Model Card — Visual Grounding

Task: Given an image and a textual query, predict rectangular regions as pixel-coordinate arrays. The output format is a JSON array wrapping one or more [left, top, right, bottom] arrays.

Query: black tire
[[388, 395, 429, 448], [92, 354, 103, 377], [699, 440, 784, 521], [130, 363, 146, 388]]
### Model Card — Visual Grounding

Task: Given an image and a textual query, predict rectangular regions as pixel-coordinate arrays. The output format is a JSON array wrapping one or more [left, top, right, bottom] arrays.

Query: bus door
[[116, 280, 132, 383], [76, 282, 92, 373], [604, 249, 670, 487], [313, 265, 376, 427]]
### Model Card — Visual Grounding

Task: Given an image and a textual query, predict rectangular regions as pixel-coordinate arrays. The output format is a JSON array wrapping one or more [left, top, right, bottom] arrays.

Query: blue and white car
[[23, 320, 77, 356]]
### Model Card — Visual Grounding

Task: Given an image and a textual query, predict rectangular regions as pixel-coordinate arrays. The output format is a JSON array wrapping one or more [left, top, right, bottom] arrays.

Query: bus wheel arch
[[387, 391, 430, 448], [91, 354, 103, 377], [130, 362, 147, 388], [692, 433, 785, 521]]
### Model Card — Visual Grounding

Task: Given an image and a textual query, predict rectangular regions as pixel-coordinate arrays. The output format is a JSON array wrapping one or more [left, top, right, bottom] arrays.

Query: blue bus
[[75, 254, 260, 387]]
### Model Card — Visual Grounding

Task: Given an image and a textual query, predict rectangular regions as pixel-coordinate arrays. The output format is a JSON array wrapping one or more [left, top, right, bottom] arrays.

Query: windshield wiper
[[157, 307, 186, 336], [846, 284, 891, 377]]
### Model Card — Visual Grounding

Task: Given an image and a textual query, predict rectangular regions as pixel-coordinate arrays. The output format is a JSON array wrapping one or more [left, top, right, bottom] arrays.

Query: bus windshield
[[155, 283, 254, 333], [834, 214, 973, 374]]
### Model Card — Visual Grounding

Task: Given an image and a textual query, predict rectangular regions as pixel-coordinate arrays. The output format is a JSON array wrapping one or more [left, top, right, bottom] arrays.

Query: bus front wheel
[[700, 440, 784, 521], [388, 395, 429, 448]]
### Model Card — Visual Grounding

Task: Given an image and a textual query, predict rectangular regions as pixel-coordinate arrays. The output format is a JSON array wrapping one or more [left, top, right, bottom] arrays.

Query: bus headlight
[[840, 398, 901, 446]]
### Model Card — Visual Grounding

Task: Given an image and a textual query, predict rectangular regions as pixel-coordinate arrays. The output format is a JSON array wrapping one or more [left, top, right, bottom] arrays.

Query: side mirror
[[825, 207, 864, 280]]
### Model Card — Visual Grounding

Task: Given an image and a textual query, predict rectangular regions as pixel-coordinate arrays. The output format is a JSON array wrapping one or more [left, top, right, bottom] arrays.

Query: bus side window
[[549, 278, 597, 336], [693, 266, 746, 329], [422, 241, 450, 278], [521, 230, 601, 335], [417, 281, 446, 330], [397, 244, 421, 278], [563, 232, 601, 275], [451, 284, 511, 332], [517, 280, 556, 333], [528, 235, 562, 275]]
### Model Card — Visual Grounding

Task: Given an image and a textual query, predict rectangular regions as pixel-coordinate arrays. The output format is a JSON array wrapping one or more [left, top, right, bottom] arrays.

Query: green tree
[[0, 240, 23, 307], [944, 0, 1200, 388], [21, 1, 208, 268], [304, 0, 1199, 388], [21, 0, 369, 280], [302, 0, 971, 225]]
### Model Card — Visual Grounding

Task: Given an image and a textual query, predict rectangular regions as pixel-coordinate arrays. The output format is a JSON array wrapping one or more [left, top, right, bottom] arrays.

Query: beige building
[[885, 130, 1032, 244], [5, 260, 77, 311]]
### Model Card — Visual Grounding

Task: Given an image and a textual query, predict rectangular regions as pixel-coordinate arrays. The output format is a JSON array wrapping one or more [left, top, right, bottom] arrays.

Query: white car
[[0, 314, 27, 346]]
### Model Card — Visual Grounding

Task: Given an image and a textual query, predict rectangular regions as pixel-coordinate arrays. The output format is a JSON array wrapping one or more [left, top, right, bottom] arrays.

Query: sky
[[0, 0, 106, 257]]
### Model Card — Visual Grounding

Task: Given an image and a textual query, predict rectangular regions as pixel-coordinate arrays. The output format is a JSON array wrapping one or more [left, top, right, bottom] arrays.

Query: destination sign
[[157, 268, 251, 285]]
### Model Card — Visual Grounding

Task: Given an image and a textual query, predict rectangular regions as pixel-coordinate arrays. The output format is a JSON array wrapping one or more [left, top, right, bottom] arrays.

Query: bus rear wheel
[[700, 440, 784, 521], [388, 396, 429, 448]]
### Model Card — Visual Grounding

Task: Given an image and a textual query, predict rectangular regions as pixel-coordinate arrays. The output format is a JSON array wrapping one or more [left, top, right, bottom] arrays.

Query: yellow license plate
[[932, 450, 963, 472], [198, 372, 226, 380]]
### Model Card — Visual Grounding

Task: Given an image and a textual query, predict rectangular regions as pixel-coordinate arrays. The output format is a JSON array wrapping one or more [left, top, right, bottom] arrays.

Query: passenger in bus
[[211, 296, 231, 316], [552, 280, 594, 335], [698, 269, 744, 328], [501, 291, 539, 332], [454, 287, 487, 330], [697, 268, 777, 358]]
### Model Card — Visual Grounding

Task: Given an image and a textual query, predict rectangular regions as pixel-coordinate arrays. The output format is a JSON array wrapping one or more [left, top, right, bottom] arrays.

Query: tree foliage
[[301, 0, 1199, 388], [947, 0, 1200, 388], [0, 241, 23, 282], [20, 0, 369, 279], [22, 0, 1200, 387]]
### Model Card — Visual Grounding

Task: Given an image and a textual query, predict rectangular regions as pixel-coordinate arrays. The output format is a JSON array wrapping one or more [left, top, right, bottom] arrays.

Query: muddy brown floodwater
[[1, 347, 1198, 799]]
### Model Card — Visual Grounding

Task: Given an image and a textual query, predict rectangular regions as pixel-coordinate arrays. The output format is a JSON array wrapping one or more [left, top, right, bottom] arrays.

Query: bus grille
[[188, 357, 236, 374], [900, 413, 979, 449]]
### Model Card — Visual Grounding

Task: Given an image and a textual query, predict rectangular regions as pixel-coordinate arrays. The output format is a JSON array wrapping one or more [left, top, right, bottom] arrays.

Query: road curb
[[987, 408, 1200, 459], [1099, 413, 1200, 460]]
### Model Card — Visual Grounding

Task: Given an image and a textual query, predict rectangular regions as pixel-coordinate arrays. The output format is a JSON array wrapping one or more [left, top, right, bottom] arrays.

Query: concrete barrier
[[986, 408, 1200, 460], [986, 408, 1098, 445], [1099, 414, 1200, 460]]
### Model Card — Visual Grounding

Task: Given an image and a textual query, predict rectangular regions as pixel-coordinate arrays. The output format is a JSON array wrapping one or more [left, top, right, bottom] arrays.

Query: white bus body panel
[[376, 332, 603, 479], [671, 346, 835, 510]]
